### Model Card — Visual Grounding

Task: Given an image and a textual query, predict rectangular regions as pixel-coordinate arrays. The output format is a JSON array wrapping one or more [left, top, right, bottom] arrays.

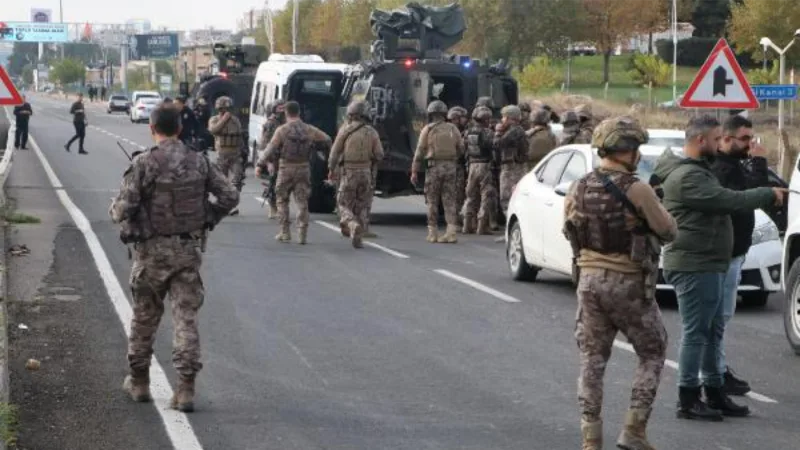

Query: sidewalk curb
[[0, 107, 15, 450]]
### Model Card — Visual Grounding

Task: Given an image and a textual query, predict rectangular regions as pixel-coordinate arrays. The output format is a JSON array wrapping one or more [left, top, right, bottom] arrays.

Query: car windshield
[[111, 96, 127, 101]]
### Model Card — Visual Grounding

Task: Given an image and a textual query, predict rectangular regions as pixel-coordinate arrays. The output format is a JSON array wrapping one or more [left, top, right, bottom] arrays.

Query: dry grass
[[523, 93, 800, 169]]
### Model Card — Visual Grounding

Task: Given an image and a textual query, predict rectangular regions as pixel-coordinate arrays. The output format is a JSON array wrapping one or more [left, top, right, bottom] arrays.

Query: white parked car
[[505, 144, 782, 307], [129, 97, 160, 123], [780, 155, 800, 354]]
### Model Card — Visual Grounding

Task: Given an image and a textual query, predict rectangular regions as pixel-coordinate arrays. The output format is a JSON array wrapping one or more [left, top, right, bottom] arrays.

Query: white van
[[130, 90, 161, 105], [247, 54, 349, 168]]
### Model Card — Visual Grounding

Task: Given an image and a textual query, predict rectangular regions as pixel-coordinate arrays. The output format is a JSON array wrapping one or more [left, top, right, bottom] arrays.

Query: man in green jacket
[[653, 115, 786, 422]]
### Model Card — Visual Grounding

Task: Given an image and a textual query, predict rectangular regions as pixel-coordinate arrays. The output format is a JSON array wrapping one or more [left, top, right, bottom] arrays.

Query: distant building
[[176, 45, 218, 82], [185, 28, 233, 46], [126, 19, 152, 35], [626, 22, 696, 54]]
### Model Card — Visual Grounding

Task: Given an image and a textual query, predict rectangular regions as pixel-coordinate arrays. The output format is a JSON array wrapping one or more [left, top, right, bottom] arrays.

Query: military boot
[[426, 227, 439, 243], [462, 215, 476, 235], [617, 408, 656, 450], [298, 227, 308, 245], [170, 376, 195, 413], [350, 222, 363, 249], [275, 226, 291, 243], [476, 216, 492, 235], [581, 418, 602, 450], [437, 225, 458, 244], [268, 205, 278, 220], [122, 373, 152, 403], [340, 222, 351, 238]]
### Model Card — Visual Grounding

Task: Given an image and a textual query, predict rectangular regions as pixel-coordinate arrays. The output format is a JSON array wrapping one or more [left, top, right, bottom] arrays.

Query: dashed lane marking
[[5, 107, 205, 449], [433, 269, 520, 303], [313, 220, 411, 259]]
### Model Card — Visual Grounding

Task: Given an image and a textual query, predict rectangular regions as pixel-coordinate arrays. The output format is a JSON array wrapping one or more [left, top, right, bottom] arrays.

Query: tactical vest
[[281, 121, 313, 164], [215, 117, 242, 149], [499, 126, 525, 164], [146, 147, 207, 237], [342, 123, 371, 167], [465, 127, 493, 162], [572, 170, 638, 255], [428, 122, 458, 161]]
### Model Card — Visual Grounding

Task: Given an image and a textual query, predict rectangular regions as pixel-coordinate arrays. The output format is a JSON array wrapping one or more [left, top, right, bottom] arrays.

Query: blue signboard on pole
[[0, 22, 68, 43], [752, 84, 799, 101]]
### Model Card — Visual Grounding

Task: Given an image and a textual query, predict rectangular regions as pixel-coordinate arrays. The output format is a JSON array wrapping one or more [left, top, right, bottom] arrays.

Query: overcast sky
[[6, 0, 289, 31]]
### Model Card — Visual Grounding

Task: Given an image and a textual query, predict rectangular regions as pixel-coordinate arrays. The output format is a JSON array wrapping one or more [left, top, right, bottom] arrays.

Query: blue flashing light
[[463, 61, 472, 69]]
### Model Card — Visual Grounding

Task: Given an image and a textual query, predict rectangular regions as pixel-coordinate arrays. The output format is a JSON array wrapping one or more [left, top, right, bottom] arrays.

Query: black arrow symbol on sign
[[713, 66, 734, 97]]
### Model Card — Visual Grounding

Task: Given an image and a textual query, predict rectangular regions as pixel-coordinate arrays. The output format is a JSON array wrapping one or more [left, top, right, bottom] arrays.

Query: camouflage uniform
[[109, 137, 239, 412], [493, 105, 528, 215], [448, 106, 469, 225], [574, 103, 595, 144], [563, 117, 677, 450], [462, 107, 497, 235], [329, 102, 384, 248], [525, 109, 558, 172], [474, 97, 500, 229], [258, 118, 331, 244], [519, 102, 532, 131], [412, 100, 465, 243], [259, 102, 286, 219], [208, 96, 244, 192], [559, 111, 582, 146]]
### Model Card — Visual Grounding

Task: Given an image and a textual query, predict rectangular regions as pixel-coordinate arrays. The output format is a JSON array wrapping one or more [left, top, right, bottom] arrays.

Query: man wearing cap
[[563, 116, 677, 450], [525, 108, 557, 172]]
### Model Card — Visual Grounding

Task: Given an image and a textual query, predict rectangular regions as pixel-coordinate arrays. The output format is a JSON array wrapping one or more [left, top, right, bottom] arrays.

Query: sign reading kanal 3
[[128, 33, 179, 60]]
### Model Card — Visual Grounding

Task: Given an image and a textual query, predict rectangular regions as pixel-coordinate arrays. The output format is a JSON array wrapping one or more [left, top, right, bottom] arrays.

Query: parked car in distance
[[129, 97, 160, 123], [107, 94, 130, 114], [505, 143, 782, 308]]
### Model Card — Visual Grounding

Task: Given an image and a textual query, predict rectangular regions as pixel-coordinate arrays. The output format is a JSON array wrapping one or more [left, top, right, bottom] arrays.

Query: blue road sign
[[752, 84, 799, 101]]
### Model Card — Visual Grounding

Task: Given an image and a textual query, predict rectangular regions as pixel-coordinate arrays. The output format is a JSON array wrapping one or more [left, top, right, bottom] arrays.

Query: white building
[[126, 19, 152, 35], [185, 28, 233, 46]]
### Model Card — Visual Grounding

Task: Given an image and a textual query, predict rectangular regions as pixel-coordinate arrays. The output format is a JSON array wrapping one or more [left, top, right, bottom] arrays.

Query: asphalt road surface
[[4, 93, 800, 450]]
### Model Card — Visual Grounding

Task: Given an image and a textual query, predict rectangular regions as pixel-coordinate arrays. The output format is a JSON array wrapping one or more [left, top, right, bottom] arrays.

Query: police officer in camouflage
[[525, 108, 558, 172], [563, 117, 677, 450], [411, 100, 465, 244], [493, 105, 528, 215], [328, 101, 385, 248], [518, 102, 532, 131], [574, 103, 595, 144], [559, 111, 582, 146], [462, 106, 497, 235], [110, 105, 239, 413], [256, 101, 332, 244], [448, 106, 469, 226], [259, 99, 287, 219], [209, 96, 244, 215]]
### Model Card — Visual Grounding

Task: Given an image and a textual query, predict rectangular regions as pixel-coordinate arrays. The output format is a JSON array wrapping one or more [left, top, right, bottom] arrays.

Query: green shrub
[[629, 54, 671, 88], [746, 63, 779, 85], [515, 56, 560, 93]]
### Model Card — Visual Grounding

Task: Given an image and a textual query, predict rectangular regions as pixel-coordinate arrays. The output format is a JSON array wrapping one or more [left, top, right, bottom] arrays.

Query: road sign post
[[0, 66, 23, 106], [680, 39, 760, 110]]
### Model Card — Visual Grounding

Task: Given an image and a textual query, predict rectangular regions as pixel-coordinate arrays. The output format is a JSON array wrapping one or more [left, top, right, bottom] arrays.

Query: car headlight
[[752, 222, 780, 246]]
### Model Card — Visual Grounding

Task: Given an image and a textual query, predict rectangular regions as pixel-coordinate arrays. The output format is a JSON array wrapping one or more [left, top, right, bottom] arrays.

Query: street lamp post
[[672, 0, 678, 103], [760, 30, 800, 176]]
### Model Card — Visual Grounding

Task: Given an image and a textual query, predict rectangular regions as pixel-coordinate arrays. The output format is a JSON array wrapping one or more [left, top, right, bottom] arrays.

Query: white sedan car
[[129, 97, 160, 123], [504, 144, 782, 307]]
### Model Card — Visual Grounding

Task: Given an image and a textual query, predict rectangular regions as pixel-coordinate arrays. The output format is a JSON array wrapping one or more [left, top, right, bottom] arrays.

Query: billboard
[[128, 33, 179, 60], [30, 8, 53, 23], [0, 22, 68, 43]]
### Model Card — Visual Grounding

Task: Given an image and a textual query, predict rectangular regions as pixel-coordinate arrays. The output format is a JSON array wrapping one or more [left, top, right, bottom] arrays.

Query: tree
[[309, 0, 344, 51], [339, 0, 377, 47], [580, 0, 653, 83], [728, 0, 800, 64], [455, 0, 501, 59], [154, 60, 174, 77], [51, 58, 85, 86], [691, 0, 731, 38]]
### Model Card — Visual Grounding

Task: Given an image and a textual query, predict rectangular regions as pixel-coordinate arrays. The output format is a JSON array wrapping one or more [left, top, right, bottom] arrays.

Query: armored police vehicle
[[187, 43, 269, 152], [337, 2, 518, 204]]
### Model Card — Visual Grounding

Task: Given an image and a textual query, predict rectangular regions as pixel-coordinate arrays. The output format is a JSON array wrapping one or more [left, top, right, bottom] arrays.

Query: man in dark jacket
[[710, 115, 769, 397], [13, 95, 32, 149], [175, 96, 199, 148], [653, 115, 784, 422]]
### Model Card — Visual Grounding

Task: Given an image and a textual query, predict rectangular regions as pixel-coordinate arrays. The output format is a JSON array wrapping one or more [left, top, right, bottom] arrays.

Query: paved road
[[4, 93, 800, 449]]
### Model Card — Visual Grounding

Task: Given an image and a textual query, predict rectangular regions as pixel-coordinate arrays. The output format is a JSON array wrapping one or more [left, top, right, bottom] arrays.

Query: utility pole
[[60, 0, 65, 59], [264, 0, 274, 54], [292, 0, 298, 54]]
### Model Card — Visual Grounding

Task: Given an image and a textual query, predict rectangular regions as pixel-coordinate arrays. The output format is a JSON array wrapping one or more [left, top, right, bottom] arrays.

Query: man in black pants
[[13, 95, 32, 150], [65, 93, 88, 154], [175, 96, 199, 148]]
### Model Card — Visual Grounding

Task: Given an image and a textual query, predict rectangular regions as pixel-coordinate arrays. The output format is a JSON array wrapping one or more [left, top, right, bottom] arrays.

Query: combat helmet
[[501, 105, 522, 121], [427, 100, 448, 116], [472, 106, 492, 122], [447, 106, 467, 121], [519, 102, 532, 113], [592, 116, 649, 155], [476, 96, 495, 109], [347, 100, 370, 119], [562, 111, 580, 126], [215, 96, 233, 110], [574, 103, 592, 120]]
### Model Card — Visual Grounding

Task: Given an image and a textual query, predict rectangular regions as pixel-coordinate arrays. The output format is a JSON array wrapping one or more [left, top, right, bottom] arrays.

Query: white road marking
[[612, 340, 778, 404], [313, 220, 410, 259], [433, 269, 520, 303], [9, 108, 205, 449]]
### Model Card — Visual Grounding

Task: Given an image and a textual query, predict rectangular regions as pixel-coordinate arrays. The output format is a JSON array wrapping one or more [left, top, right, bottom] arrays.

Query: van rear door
[[285, 70, 345, 139]]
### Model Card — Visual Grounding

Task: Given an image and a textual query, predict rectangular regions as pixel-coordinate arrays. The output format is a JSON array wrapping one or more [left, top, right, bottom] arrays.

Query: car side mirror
[[554, 181, 571, 197]]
